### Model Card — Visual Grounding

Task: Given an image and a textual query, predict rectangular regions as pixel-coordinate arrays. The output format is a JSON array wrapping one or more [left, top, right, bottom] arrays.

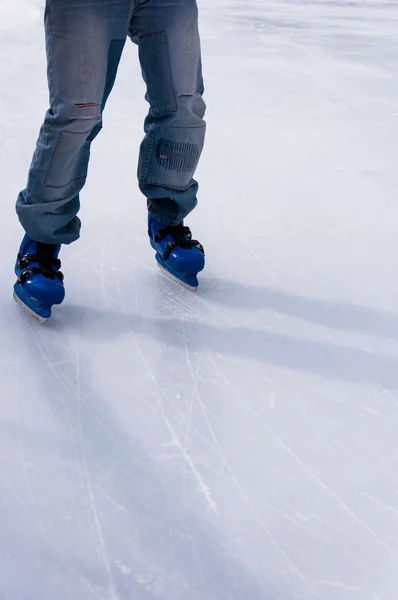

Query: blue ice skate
[[13, 235, 65, 322], [148, 215, 205, 291]]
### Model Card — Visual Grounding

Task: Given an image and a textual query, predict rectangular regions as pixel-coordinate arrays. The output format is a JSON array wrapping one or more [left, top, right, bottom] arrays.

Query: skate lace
[[154, 225, 204, 261]]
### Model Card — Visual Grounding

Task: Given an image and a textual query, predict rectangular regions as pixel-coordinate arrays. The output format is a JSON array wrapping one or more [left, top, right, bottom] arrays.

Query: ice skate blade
[[156, 263, 198, 292], [13, 291, 48, 323]]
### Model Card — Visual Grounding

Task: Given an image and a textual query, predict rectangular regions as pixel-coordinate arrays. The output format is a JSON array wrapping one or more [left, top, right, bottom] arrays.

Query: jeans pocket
[[138, 31, 177, 115], [45, 129, 91, 188], [141, 123, 206, 190]]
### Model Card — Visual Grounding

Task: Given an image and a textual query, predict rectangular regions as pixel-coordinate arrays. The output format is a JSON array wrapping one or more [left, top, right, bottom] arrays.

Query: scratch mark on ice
[[76, 340, 120, 600], [360, 492, 398, 515], [201, 353, 309, 580], [120, 300, 218, 514], [316, 580, 362, 592], [248, 402, 398, 557], [3, 474, 102, 598], [156, 386, 218, 514]]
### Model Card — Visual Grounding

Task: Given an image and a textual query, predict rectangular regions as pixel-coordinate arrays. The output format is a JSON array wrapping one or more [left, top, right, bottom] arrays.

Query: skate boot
[[13, 234, 65, 322], [148, 215, 205, 291]]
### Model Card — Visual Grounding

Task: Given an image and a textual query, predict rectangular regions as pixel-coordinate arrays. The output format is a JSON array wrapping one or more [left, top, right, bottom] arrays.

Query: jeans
[[16, 0, 206, 245]]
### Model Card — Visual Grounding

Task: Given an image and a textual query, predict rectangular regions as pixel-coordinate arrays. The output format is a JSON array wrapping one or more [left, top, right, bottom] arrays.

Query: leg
[[130, 0, 206, 225], [16, 0, 134, 245]]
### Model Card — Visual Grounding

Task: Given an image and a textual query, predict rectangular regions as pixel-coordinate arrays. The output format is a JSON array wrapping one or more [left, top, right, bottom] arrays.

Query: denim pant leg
[[16, 0, 133, 245], [130, 0, 206, 226]]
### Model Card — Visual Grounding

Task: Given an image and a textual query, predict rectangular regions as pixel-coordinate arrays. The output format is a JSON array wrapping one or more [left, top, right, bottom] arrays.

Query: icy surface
[[1, 1, 398, 598]]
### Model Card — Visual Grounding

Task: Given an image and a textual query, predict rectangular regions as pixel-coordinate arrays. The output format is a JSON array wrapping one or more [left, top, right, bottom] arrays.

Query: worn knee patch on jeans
[[140, 123, 205, 190]]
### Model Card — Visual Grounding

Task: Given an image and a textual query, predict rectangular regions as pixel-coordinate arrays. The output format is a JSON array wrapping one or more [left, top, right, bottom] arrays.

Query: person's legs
[[129, 0, 206, 226], [16, 0, 134, 245], [14, 0, 135, 321]]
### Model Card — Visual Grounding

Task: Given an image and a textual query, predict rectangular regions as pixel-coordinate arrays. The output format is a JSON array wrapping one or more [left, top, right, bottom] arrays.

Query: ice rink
[[1, 1, 398, 598]]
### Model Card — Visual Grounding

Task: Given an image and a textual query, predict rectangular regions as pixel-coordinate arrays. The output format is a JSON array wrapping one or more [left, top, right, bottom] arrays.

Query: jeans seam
[[144, 179, 193, 191], [139, 31, 177, 115], [45, 175, 87, 189], [45, 130, 91, 188], [148, 206, 185, 225], [152, 123, 206, 130]]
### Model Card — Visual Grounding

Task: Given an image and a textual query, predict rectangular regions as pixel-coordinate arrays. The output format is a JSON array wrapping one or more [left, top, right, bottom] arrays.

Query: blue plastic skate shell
[[13, 234, 65, 322], [148, 216, 205, 291]]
